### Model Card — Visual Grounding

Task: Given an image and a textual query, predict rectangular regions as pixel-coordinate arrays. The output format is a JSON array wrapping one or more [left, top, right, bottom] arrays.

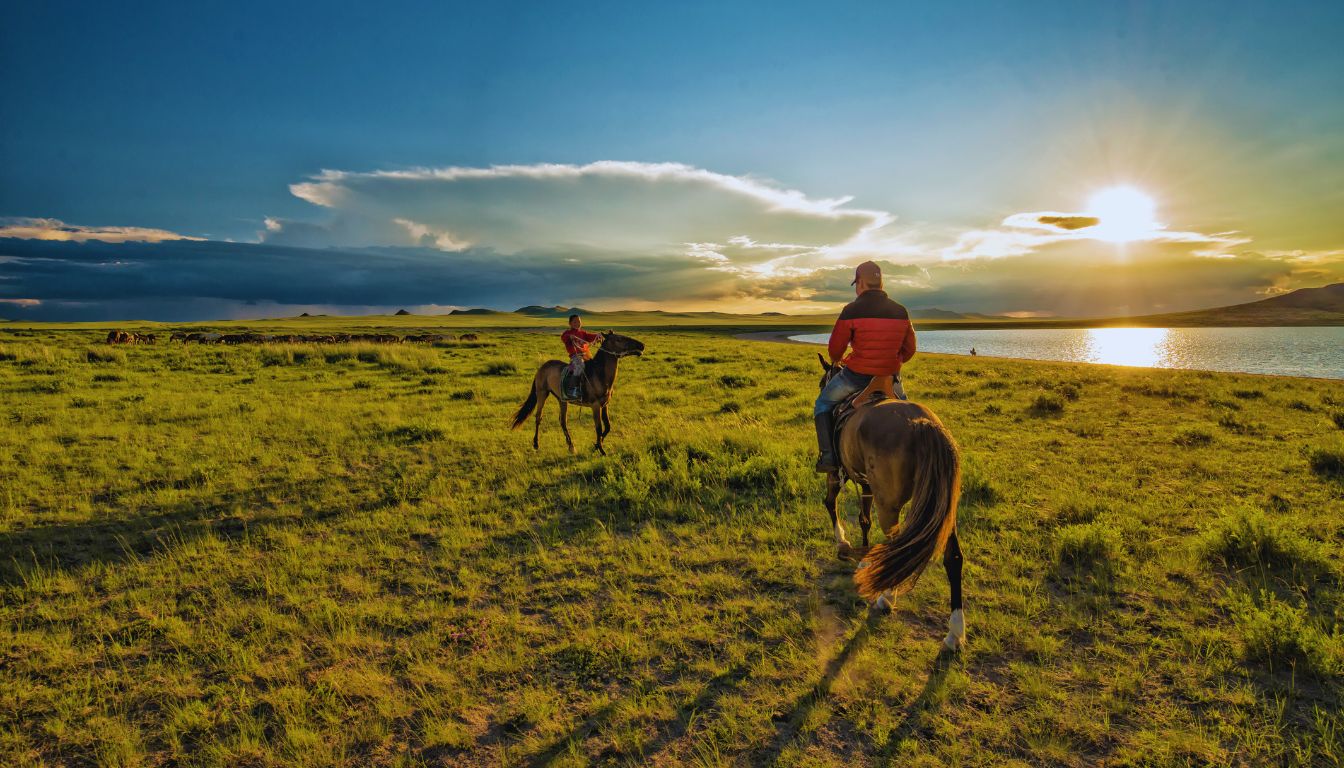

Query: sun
[[1086, 186, 1158, 243]]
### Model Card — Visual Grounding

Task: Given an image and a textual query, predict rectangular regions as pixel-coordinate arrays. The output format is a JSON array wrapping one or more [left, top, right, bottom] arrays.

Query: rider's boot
[[814, 411, 838, 473]]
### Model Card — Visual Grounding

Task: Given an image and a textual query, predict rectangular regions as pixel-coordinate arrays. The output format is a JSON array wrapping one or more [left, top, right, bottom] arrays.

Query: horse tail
[[854, 417, 960, 601], [509, 379, 539, 430]]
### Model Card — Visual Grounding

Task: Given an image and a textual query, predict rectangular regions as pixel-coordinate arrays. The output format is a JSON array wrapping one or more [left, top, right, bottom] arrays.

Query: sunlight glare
[[1087, 186, 1158, 243], [1085, 327, 1168, 367]]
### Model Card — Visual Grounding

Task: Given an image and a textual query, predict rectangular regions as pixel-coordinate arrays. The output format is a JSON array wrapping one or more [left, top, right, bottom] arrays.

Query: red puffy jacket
[[827, 289, 917, 376]]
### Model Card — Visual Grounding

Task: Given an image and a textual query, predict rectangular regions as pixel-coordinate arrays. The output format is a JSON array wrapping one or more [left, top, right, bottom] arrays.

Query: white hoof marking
[[943, 608, 966, 651]]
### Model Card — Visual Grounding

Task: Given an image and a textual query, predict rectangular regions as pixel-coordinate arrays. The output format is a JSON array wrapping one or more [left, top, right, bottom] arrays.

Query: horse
[[510, 331, 645, 455], [817, 354, 966, 650]]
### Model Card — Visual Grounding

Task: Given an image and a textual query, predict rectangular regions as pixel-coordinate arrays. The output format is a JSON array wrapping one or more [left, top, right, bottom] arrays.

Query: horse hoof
[[870, 594, 892, 616], [943, 609, 966, 651], [835, 541, 852, 560]]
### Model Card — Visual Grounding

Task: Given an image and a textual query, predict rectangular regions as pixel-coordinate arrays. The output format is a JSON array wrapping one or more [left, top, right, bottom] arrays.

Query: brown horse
[[817, 355, 965, 650], [510, 331, 645, 455]]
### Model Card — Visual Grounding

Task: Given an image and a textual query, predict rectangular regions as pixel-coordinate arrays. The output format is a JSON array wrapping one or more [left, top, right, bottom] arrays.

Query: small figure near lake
[[970, 347, 977, 356]]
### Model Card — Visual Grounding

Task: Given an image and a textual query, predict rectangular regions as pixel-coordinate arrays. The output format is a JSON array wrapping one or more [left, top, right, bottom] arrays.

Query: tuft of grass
[[381, 424, 446, 444], [1199, 508, 1335, 587], [84, 348, 126, 364], [1172, 428, 1214, 447], [717, 374, 755, 388], [1287, 399, 1314, 412], [1308, 448, 1344, 481], [1228, 591, 1341, 678], [762, 388, 791, 400], [1056, 522, 1124, 584], [1217, 414, 1263, 436], [1232, 389, 1265, 400], [1028, 393, 1065, 416], [450, 389, 478, 401], [1330, 411, 1344, 430], [960, 468, 1001, 508], [719, 401, 742, 414], [480, 361, 517, 376], [1123, 383, 1199, 402]]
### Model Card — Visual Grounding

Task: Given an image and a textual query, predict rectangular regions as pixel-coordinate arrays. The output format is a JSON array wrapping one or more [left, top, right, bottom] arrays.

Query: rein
[[597, 346, 637, 358]]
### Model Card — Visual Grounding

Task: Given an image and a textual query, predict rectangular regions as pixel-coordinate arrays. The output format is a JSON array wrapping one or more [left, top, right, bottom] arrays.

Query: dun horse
[[818, 355, 965, 650], [510, 331, 645, 455]]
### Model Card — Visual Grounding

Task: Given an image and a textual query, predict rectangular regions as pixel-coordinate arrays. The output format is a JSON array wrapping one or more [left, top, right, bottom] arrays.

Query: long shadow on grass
[[754, 611, 879, 766], [520, 661, 755, 767], [0, 477, 404, 585], [874, 648, 958, 757]]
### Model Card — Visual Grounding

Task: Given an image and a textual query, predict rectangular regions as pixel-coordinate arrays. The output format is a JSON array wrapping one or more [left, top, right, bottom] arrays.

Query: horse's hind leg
[[558, 401, 575, 454], [532, 385, 549, 450], [825, 473, 852, 558], [858, 485, 873, 549], [943, 527, 965, 651], [601, 406, 611, 438]]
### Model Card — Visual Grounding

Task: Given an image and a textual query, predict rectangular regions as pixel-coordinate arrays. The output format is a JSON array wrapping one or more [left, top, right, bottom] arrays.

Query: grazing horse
[[817, 355, 966, 650], [510, 331, 645, 455]]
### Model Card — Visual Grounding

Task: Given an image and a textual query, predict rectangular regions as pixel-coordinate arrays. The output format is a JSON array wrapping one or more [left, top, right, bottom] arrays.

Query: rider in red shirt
[[814, 261, 917, 471], [561, 314, 601, 398]]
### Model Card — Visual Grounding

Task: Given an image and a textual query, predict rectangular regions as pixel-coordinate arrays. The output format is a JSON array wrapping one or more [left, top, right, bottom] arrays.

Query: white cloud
[[271, 161, 894, 256]]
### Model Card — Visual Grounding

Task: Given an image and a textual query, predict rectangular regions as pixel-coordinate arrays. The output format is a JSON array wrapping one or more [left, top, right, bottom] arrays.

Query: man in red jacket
[[561, 313, 601, 399], [813, 261, 916, 472]]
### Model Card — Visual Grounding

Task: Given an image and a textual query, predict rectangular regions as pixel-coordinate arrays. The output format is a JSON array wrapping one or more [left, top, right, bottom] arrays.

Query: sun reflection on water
[[1084, 327, 1168, 367]]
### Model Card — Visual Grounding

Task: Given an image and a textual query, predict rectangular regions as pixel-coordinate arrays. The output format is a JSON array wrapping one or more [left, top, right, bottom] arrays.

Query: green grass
[[1, 328, 1342, 766]]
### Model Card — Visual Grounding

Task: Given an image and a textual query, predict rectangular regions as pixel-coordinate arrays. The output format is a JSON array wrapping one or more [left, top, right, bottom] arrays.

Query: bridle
[[598, 345, 640, 358]]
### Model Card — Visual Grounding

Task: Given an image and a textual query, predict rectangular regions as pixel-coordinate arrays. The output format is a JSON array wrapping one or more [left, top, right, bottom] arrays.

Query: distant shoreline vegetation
[[1, 282, 1341, 328]]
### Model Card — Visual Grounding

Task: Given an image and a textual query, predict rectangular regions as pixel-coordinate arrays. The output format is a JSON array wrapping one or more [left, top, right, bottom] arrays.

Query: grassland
[[1, 324, 1342, 767]]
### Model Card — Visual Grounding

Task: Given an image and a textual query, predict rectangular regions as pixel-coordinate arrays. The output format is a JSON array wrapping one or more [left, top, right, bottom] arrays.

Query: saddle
[[831, 375, 899, 482]]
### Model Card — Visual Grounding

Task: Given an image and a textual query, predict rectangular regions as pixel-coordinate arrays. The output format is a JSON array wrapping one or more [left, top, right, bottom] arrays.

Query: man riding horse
[[814, 260, 917, 472]]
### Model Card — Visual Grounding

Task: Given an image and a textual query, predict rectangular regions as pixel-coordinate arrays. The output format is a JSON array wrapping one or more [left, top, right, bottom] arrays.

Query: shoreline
[[735, 329, 1343, 383]]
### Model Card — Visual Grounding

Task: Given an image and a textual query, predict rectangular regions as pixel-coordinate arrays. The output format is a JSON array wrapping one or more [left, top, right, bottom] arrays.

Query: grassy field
[[1, 324, 1342, 767]]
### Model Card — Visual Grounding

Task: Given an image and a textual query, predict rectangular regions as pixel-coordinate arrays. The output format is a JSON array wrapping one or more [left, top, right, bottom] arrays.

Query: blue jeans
[[813, 368, 905, 416]]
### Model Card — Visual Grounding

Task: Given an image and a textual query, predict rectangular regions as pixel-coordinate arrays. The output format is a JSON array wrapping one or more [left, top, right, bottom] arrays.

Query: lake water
[[790, 327, 1344, 380]]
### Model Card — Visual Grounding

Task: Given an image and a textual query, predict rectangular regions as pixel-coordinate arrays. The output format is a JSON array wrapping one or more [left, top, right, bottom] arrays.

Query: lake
[[790, 326, 1344, 380]]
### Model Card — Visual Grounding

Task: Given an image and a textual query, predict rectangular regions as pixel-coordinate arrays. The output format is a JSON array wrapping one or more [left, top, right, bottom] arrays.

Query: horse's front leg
[[825, 472, 852, 558], [558, 401, 575, 454], [592, 406, 606, 455], [943, 527, 965, 651], [600, 405, 611, 438]]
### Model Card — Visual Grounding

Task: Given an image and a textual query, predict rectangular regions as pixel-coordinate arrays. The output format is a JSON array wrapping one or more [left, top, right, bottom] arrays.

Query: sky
[[2, 0, 1343, 320]]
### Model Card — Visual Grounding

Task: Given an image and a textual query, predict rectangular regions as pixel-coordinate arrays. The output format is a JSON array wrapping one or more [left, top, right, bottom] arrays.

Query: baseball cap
[[850, 260, 881, 286]]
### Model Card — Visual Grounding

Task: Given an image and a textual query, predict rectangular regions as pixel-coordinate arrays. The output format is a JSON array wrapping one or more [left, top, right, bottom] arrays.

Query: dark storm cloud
[[0, 237, 774, 320]]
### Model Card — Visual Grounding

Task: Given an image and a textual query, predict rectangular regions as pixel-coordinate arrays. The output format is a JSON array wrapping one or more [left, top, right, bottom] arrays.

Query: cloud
[[267, 161, 892, 257], [0, 217, 202, 244], [3, 161, 1341, 320], [1036, 215, 1100, 231]]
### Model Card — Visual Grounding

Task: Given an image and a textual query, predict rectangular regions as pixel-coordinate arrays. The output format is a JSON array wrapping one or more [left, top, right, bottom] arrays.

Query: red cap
[[851, 260, 881, 286]]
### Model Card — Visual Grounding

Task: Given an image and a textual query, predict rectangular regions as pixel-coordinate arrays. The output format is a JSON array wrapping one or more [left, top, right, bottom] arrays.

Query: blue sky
[[3, 1, 1343, 319]]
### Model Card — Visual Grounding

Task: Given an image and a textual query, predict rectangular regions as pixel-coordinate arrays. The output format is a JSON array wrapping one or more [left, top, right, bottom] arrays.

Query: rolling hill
[[1125, 283, 1344, 327]]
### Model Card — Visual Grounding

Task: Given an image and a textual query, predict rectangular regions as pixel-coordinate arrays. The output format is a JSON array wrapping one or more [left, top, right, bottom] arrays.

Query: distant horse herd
[[104, 330, 479, 345]]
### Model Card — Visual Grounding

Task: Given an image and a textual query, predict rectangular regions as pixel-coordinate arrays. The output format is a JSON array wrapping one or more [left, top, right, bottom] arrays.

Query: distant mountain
[[1127, 283, 1344, 326], [449, 308, 503, 315], [514, 305, 593, 317], [394, 308, 411, 316], [910, 307, 1006, 320], [1253, 283, 1344, 311]]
